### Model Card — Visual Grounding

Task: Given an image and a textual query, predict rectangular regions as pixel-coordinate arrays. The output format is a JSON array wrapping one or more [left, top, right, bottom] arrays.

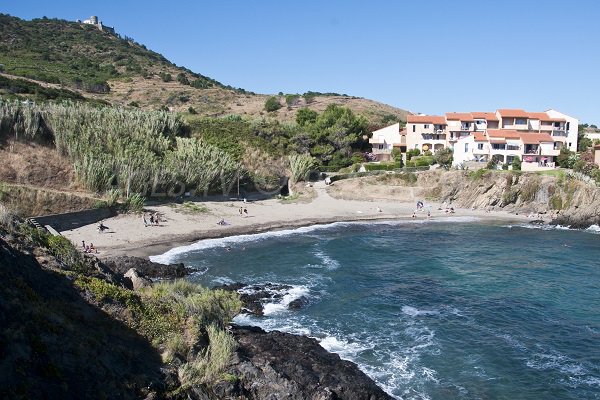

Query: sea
[[150, 217, 600, 399]]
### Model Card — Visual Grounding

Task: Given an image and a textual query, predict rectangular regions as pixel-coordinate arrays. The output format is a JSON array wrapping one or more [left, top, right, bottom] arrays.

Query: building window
[[464, 143, 469, 152], [515, 118, 526, 125], [424, 124, 429, 129], [477, 143, 484, 150], [567, 122, 570, 131], [412, 124, 416, 132]]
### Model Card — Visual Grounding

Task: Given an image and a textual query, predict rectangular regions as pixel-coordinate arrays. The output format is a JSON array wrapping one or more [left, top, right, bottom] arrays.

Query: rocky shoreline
[[100, 256, 390, 399]]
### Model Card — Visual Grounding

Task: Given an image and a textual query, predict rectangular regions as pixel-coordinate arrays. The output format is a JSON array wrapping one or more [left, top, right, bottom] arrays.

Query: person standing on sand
[[143, 213, 148, 227], [239, 207, 243, 217]]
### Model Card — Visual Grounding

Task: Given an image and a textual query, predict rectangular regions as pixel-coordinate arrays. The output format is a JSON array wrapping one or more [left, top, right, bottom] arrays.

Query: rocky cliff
[[417, 170, 600, 228]]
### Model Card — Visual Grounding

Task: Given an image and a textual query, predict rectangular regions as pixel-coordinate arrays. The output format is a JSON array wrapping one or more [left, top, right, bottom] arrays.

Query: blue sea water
[[151, 218, 600, 399]]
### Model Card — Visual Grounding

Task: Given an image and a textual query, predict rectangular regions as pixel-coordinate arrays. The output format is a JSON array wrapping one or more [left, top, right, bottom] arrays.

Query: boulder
[[215, 325, 392, 400], [216, 282, 296, 316], [124, 268, 152, 291]]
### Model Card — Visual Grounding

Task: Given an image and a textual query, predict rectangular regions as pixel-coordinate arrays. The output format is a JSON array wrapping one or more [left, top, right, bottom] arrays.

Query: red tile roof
[[473, 132, 487, 141], [527, 112, 566, 122], [471, 112, 499, 121], [497, 109, 529, 118], [519, 133, 554, 143], [487, 129, 521, 139], [445, 112, 474, 121], [406, 115, 446, 124]]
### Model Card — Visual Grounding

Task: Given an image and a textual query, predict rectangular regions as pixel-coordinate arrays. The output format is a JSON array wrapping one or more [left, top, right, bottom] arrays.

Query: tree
[[433, 148, 453, 170], [406, 148, 420, 161], [285, 94, 300, 107], [296, 108, 317, 126], [511, 156, 521, 170], [264, 96, 282, 112]]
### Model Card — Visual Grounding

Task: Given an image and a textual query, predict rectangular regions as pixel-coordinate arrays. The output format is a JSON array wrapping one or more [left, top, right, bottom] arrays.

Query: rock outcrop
[[217, 282, 308, 316], [124, 268, 153, 290], [103, 255, 191, 279], [417, 170, 600, 228], [213, 325, 392, 400]]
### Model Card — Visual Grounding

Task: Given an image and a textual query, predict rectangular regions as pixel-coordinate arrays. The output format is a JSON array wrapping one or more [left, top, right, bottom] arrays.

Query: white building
[[393, 108, 578, 170], [369, 123, 406, 161]]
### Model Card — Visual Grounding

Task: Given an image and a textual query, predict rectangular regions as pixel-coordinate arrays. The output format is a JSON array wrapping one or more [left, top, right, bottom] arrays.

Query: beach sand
[[61, 181, 530, 259]]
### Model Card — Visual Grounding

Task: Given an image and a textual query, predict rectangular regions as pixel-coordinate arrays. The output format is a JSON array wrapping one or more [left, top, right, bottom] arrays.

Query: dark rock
[[216, 282, 294, 316], [529, 219, 545, 225], [219, 325, 392, 400], [103, 256, 192, 279], [288, 296, 309, 310]]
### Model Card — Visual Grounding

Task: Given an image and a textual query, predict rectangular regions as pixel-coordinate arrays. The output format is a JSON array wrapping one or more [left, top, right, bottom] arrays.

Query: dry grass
[[0, 142, 75, 189]]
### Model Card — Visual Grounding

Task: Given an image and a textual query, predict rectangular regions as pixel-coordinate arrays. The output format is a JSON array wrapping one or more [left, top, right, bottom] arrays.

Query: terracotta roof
[[519, 132, 554, 144], [527, 112, 549, 120], [471, 112, 499, 121], [445, 112, 474, 121], [489, 139, 506, 144], [406, 115, 446, 124], [497, 109, 529, 118], [473, 132, 487, 141], [487, 129, 521, 139]]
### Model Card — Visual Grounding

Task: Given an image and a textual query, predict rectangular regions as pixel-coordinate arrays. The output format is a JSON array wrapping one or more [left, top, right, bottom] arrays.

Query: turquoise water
[[151, 218, 600, 399]]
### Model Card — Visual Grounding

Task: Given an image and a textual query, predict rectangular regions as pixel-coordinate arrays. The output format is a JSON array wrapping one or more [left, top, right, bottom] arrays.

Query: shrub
[[159, 72, 172, 82], [511, 156, 521, 171], [177, 73, 190, 85], [406, 148, 420, 161], [468, 168, 488, 180], [486, 160, 496, 170], [188, 106, 197, 114], [123, 193, 145, 213], [549, 194, 563, 210], [264, 96, 282, 112], [289, 153, 316, 183], [364, 162, 402, 171]]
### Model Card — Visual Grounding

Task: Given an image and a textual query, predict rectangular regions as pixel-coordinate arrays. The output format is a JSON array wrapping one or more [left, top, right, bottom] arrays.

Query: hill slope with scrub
[[0, 13, 408, 125]]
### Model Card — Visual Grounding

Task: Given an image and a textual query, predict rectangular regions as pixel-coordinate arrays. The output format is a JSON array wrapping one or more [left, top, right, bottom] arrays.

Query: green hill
[[0, 13, 408, 125]]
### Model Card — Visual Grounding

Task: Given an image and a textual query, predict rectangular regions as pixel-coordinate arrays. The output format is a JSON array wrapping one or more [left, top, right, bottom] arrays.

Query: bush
[[159, 72, 172, 82], [264, 96, 282, 112], [123, 193, 145, 213], [486, 160, 496, 170], [468, 168, 488, 180], [188, 106, 197, 114], [177, 73, 190, 85], [512, 156, 521, 171], [406, 148, 420, 161]]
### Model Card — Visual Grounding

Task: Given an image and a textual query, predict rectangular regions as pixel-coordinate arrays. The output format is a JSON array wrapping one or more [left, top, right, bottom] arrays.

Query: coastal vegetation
[[0, 216, 242, 396]]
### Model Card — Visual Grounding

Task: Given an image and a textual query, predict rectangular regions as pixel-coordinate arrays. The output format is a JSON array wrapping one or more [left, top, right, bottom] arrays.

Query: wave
[[402, 305, 440, 317], [505, 223, 600, 235], [150, 216, 482, 264]]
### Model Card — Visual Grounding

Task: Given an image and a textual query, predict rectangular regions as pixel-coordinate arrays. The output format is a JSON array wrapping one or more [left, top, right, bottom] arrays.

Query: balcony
[[421, 134, 446, 141], [552, 130, 568, 137], [524, 146, 540, 155]]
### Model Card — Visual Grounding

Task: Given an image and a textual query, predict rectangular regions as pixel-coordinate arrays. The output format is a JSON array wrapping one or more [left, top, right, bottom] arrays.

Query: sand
[[61, 181, 530, 260]]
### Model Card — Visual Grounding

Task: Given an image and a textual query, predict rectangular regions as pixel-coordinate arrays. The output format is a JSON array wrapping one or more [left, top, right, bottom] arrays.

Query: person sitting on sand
[[243, 207, 248, 216], [98, 221, 108, 233], [217, 219, 228, 226]]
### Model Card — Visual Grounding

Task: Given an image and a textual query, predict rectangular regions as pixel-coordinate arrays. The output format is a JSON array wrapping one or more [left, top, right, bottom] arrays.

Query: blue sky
[[3, 1, 600, 124]]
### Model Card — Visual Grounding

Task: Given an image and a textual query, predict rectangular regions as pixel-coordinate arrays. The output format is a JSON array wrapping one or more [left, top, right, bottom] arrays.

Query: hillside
[[0, 14, 409, 125]]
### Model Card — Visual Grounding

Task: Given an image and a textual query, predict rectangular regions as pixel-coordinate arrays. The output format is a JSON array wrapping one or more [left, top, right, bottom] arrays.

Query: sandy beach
[[61, 181, 531, 259]]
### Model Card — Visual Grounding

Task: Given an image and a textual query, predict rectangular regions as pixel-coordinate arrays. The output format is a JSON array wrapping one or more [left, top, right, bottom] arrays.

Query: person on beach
[[239, 207, 243, 217], [243, 207, 248, 216], [98, 221, 108, 233], [377, 207, 382, 213], [427, 210, 431, 219], [154, 213, 160, 225], [143, 214, 148, 227], [82, 240, 86, 249], [412, 211, 416, 218], [149, 214, 154, 225]]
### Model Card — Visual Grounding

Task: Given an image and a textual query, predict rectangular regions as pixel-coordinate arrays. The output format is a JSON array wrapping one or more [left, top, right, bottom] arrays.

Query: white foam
[[507, 223, 600, 235], [313, 250, 341, 270], [318, 334, 372, 359], [402, 305, 440, 317], [150, 217, 483, 264]]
